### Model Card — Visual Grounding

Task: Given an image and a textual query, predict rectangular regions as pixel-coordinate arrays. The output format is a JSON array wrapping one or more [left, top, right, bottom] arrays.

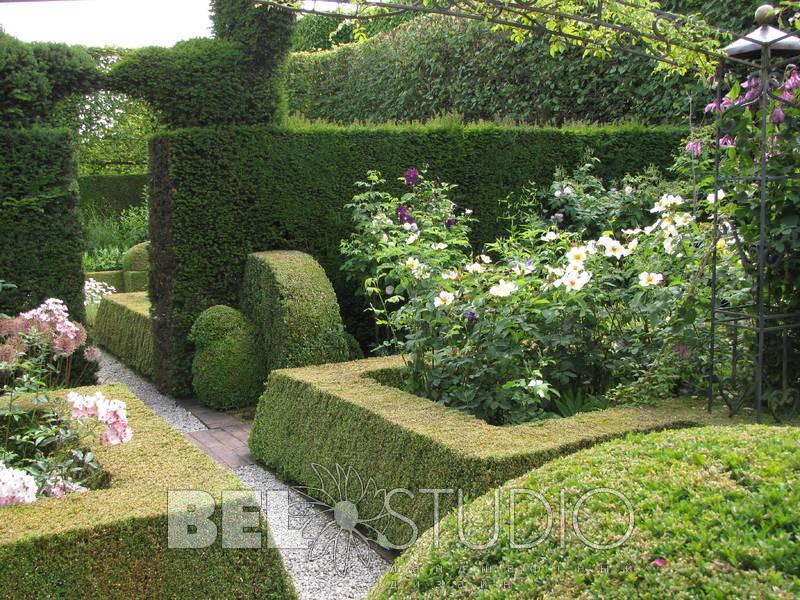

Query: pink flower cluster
[[0, 462, 38, 507], [67, 391, 133, 445], [43, 476, 88, 499], [0, 298, 87, 362]]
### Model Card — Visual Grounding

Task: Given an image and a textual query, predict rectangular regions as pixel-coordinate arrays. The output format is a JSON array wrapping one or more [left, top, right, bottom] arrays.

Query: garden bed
[[249, 355, 749, 548], [93, 292, 154, 377], [0, 384, 295, 600]]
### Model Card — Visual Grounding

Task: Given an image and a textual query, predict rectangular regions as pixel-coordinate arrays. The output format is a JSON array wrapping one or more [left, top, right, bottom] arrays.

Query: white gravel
[[235, 465, 393, 600], [97, 350, 393, 599], [96, 349, 206, 432]]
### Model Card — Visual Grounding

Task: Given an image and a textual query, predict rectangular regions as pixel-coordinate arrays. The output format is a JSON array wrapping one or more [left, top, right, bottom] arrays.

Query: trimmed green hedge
[[370, 425, 800, 599], [122, 241, 150, 272], [85, 270, 125, 293], [78, 174, 148, 218], [285, 5, 753, 125], [0, 128, 85, 322], [0, 383, 296, 600], [93, 292, 154, 377], [240, 251, 351, 372], [249, 355, 751, 548], [189, 305, 265, 410], [149, 122, 685, 394], [123, 270, 149, 293]]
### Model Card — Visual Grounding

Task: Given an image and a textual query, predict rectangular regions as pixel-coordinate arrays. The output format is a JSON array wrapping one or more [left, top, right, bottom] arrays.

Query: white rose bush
[[341, 168, 746, 425]]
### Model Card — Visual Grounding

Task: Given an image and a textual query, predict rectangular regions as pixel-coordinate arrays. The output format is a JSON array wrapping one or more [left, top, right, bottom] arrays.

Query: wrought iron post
[[709, 4, 800, 422]]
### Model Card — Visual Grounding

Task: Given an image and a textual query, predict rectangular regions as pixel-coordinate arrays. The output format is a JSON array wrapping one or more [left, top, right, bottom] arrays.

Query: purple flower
[[396, 205, 415, 225], [718, 135, 735, 148], [685, 140, 702, 157], [650, 558, 667, 568], [704, 99, 721, 113], [786, 69, 800, 91], [445, 218, 457, 228], [404, 169, 419, 186], [463, 312, 479, 320], [771, 106, 786, 124]]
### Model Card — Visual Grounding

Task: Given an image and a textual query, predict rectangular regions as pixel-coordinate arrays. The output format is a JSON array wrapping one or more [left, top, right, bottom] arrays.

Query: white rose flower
[[638, 272, 664, 287], [441, 270, 459, 280], [540, 231, 559, 242], [464, 262, 486, 274], [433, 290, 456, 307], [489, 279, 517, 297]]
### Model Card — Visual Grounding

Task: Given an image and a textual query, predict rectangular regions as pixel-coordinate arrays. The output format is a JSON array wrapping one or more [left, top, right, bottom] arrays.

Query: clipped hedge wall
[[0, 384, 296, 600], [78, 174, 148, 218], [249, 355, 750, 548], [286, 4, 755, 125], [189, 305, 265, 410], [85, 270, 124, 292], [0, 128, 85, 322], [370, 425, 800, 599], [240, 251, 351, 373], [93, 292, 154, 377], [149, 122, 685, 394]]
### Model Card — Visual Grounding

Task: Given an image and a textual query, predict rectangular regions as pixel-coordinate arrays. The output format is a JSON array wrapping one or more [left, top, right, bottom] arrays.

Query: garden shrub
[[123, 270, 148, 293], [285, 4, 753, 126], [0, 30, 99, 128], [0, 128, 85, 323], [78, 174, 148, 218], [249, 355, 751, 548], [189, 305, 265, 410], [121, 241, 150, 272], [148, 123, 684, 394], [0, 383, 296, 600], [93, 292, 154, 377], [240, 251, 351, 373], [370, 425, 800, 599], [106, 1, 294, 128]]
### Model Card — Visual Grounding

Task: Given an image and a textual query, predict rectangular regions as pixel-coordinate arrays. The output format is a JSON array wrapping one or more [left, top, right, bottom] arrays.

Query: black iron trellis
[[709, 7, 800, 423], [264, 0, 800, 420]]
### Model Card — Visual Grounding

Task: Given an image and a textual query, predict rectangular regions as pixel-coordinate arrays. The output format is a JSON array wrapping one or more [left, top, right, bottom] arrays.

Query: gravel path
[[97, 350, 393, 600]]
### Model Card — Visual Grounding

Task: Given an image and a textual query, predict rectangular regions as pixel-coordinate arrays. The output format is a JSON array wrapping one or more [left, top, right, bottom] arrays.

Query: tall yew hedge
[[0, 128, 85, 321], [149, 122, 685, 395]]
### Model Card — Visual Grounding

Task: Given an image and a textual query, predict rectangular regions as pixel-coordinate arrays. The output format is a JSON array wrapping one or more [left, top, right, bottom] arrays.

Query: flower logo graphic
[[290, 464, 389, 575]]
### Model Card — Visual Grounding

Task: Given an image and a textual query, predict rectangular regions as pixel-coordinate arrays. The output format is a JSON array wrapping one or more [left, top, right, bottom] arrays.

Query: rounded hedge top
[[370, 425, 800, 599], [122, 241, 150, 272], [189, 304, 252, 347]]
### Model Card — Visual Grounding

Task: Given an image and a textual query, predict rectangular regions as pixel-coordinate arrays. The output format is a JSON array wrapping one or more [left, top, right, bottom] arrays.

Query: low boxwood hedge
[[370, 425, 800, 599], [93, 292, 154, 377], [189, 305, 265, 410], [249, 355, 749, 549], [0, 384, 296, 600]]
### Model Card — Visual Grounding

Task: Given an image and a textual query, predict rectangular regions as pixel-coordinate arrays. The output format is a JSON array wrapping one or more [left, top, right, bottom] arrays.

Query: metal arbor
[[708, 4, 800, 422]]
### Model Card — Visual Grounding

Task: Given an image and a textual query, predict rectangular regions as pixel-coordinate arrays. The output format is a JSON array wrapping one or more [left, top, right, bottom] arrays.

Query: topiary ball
[[370, 425, 800, 599], [189, 305, 266, 410], [121, 241, 151, 272]]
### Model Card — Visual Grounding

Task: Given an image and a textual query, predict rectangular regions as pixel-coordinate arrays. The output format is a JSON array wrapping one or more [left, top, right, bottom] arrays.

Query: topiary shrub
[[106, 2, 294, 128], [189, 305, 266, 410], [370, 425, 800, 599], [240, 251, 351, 373], [121, 241, 150, 272], [0, 30, 99, 128], [93, 292, 154, 377]]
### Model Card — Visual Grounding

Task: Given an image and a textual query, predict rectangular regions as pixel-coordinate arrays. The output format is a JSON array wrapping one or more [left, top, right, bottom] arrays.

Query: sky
[[0, 0, 345, 48]]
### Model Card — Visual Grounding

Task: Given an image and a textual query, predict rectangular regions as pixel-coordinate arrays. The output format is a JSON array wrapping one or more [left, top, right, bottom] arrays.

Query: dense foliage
[[147, 122, 682, 394], [341, 165, 745, 424], [0, 30, 99, 128], [107, 2, 294, 128], [371, 425, 800, 599], [291, 11, 417, 51], [286, 3, 755, 125], [0, 129, 86, 323], [189, 305, 264, 410]]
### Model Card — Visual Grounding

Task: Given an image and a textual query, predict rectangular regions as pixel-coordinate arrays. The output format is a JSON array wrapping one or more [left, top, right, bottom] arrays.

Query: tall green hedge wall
[[149, 122, 685, 395], [285, 3, 758, 125], [0, 128, 85, 322], [78, 173, 148, 218]]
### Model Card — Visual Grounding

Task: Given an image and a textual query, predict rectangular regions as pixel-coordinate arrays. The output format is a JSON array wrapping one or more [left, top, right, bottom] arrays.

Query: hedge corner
[[0, 383, 296, 600]]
